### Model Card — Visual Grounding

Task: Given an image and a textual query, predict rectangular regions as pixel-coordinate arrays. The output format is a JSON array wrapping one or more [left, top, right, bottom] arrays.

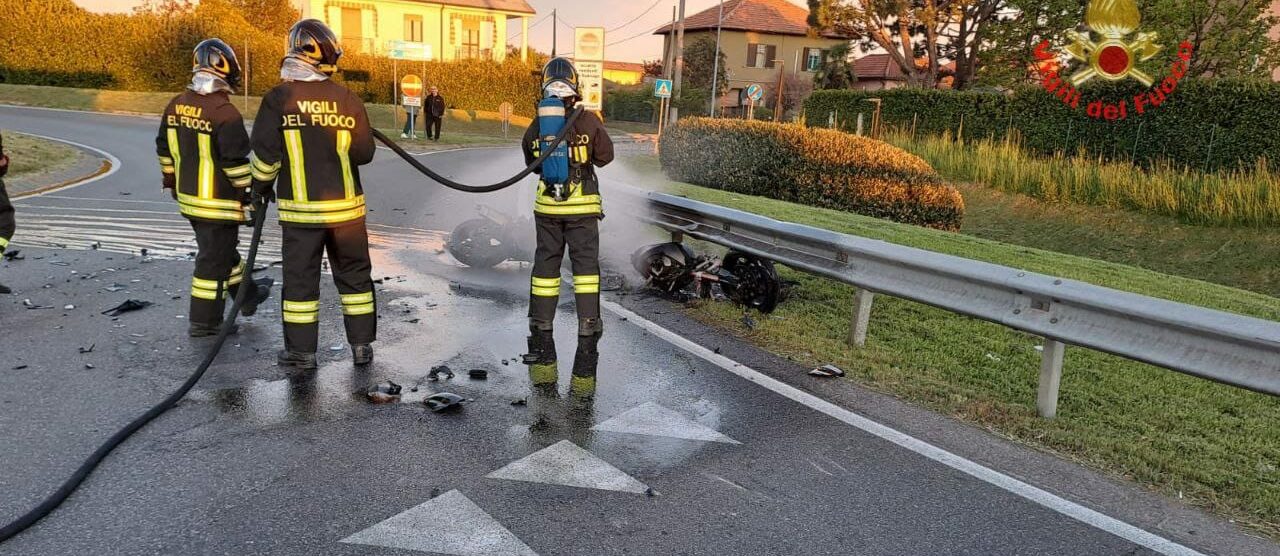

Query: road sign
[[387, 40, 431, 61], [498, 102, 514, 122], [574, 27, 605, 62], [654, 79, 673, 99], [746, 84, 764, 102], [577, 60, 605, 111], [401, 75, 423, 98], [402, 96, 421, 107]]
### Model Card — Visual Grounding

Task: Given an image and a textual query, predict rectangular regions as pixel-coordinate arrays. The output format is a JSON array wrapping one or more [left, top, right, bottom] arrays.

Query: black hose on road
[[371, 106, 583, 193], [0, 199, 273, 543]]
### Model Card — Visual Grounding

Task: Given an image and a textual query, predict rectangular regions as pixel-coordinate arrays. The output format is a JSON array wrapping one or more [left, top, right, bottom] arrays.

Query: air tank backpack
[[537, 97, 571, 201]]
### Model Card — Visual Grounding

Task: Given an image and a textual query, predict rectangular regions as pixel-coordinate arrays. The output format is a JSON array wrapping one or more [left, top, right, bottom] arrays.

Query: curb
[[8, 132, 121, 200]]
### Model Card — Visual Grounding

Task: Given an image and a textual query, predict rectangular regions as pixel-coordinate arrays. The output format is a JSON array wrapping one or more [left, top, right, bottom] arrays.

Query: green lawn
[[3, 132, 83, 186], [621, 155, 1280, 538]]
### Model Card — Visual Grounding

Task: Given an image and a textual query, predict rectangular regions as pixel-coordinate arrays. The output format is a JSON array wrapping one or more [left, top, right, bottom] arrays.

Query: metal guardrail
[[632, 190, 1280, 417]]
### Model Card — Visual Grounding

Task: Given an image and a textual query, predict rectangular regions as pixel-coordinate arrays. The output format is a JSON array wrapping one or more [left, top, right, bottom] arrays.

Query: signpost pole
[[393, 59, 399, 132]]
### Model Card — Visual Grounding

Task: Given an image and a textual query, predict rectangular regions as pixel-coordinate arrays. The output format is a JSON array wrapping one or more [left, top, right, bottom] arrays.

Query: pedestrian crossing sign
[[654, 79, 673, 99]]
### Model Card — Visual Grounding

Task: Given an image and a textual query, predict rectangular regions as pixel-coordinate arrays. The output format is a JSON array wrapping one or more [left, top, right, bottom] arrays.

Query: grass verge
[[621, 155, 1280, 538], [4, 132, 82, 184]]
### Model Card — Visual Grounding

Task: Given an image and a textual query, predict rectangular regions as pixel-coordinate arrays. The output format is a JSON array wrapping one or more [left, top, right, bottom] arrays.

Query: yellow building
[[291, 0, 535, 62], [655, 0, 850, 110], [604, 61, 646, 86]]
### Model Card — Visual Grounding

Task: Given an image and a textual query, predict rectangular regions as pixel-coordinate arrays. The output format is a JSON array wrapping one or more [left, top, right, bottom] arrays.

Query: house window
[[451, 15, 497, 60], [746, 43, 777, 68], [805, 48, 824, 72], [404, 15, 423, 43]]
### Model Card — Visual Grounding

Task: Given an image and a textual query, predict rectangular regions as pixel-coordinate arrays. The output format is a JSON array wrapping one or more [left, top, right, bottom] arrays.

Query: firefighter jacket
[[156, 91, 253, 223], [0, 132, 13, 252], [250, 80, 375, 228], [521, 109, 614, 218]]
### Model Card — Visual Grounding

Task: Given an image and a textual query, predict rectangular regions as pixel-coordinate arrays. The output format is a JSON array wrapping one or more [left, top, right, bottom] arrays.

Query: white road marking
[[487, 440, 649, 494], [592, 401, 741, 445], [341, 490, 538, 556], [8, 131, 122, 197], [33, 195, 173, 205], [601, 300, 1207, 556]]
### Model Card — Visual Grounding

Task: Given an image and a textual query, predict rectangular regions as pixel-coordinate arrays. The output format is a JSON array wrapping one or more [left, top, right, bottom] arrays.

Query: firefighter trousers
[[0, 179, 14, 253], [189, 221, 244, 327], [529, 215, 600, 331], [280, 221, 376, 353]]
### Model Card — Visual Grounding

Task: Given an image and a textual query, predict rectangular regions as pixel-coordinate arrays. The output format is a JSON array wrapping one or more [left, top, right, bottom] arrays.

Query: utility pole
[[773, 59, 785, 122], [663, 6, 676, 79], [671, 0, 686, 123], [552, 9, 557, 57], [709, 0, 724, 117]]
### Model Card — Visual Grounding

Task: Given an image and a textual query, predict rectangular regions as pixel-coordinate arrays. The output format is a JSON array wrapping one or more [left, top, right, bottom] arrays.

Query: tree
[[1144, 0, 1280, 80], [813, 42, 856, 89], [978, 0, 1082, 87], [227, 0, 299, 35], [681, 36, 727, 97], [808, 0, 953, 88], [643, 59, 664, 78], [768, 72, 815, 119]]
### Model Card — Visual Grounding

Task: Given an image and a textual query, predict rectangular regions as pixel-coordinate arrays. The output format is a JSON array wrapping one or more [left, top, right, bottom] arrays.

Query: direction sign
[[387, 40, 431, 61], [746, 83, 764, 102], [401, 75, 423, 98], [654, 79, 673, 99]]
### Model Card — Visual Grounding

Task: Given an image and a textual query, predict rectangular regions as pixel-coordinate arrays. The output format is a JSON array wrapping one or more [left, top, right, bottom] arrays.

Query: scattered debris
[[467, 369, 489, 380], [366, 381, 403, 404], [79, 344, 95, 354], [428, 365, 454, 382], [740, 313, 756, 330], [633, 243, 787, 313], [645, 487, 658, 497], [405, 318, 420, 324], [501, 359, 509, 366], [104, 284, 126, 292], [84, 364, 95, 370], [510, 398, 527, 406], [63, 304, 75, 310], [23, 299, 53, 310], [12, 365, 28, 370], [329, 344, 345, 352], [2, 249, 22, 261], [808, 364, 846, 378], [101, 299, 152, 317], [985, 353, 1002, 362], [424, 392, 466, 413]]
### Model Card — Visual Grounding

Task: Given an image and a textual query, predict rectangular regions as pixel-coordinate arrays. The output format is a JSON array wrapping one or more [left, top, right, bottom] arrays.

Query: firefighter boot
[[352, 344, 374, 367], [570, 318, 603, 398], [189, 322, 238, 338], [524, 320, 558, 386], [239, 277, 274, 317], [277, 350, 318, 371]]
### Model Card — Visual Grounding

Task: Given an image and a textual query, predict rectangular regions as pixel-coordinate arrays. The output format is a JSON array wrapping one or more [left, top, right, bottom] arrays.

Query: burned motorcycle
[[631, 242, 786, 313], [446, 205, 535, 268]]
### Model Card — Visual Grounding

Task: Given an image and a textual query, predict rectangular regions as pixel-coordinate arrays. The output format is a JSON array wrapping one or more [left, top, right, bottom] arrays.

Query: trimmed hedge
[[603, 86, 657, 123], [659, 118, 964, 230], [0, 0, 540, 116], [804, 80, 1280, 172]]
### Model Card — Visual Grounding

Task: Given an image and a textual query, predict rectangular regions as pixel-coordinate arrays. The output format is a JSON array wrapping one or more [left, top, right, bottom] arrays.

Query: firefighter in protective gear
[[251, 19, 377, 371], [520, 57, 615, 396], [0, 131, 14, 295], [156, 38, 271, 337]]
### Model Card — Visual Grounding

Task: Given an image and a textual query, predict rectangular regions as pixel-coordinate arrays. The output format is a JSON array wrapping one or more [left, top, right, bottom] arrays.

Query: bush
[[659, 118, 964, 230], [603, 86, 657, 123], [804, 80, 1280, 172]]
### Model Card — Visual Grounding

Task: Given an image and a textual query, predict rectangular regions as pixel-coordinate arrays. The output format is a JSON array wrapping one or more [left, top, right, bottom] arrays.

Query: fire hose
[[0, 108, 580, 544]]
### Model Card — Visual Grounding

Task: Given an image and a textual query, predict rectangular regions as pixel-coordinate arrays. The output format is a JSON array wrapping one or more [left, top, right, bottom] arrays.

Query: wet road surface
[[0, 105, 1273, 556]]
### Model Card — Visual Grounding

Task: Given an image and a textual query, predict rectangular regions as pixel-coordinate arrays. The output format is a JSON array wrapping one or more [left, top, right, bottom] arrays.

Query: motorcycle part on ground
[[425, 392, 466, 412], [631, 243, 785, 313], [719, 251, 783, 314], [447, 217, 515, 268], [631, 242, 699, 293]]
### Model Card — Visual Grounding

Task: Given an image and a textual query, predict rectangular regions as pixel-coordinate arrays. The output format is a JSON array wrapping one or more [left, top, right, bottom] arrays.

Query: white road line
[[9, 132, 122, 197], [601, 300, 1207, 556], [23, 196, 175, 206], [0, 103, 158, 120]]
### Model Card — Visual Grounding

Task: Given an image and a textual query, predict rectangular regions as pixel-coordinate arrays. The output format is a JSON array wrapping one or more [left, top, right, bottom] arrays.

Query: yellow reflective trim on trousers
[[178, 202, 246, 222], [277, 195, 365, 212], [574, 285, 600, 294], [531, 286, 561, 297], [284, 130, 307, 202], [197, 133, 214, 200], [342, 302, 375, 316], [191, 285, 221, 300], [341, 292, 374, 305], [178, 192, 242, 210], [192, 276, 222, 290], [283, 312, 319, 324], [337, 130, 355, 199], [279, 205, 367, 224], [0, 237, 9, 249], [283, 300, 320, 312], [574, 275, 600, 294], [531, 277, 561, 288], [167, 128, 182, 186]]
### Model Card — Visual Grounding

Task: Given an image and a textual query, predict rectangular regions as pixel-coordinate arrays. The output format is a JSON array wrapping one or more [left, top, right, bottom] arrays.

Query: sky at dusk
[[71, 0, 775, 62]]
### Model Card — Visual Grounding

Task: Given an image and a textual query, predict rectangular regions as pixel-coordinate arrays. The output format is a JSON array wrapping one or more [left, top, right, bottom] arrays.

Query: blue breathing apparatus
[[537, 97, 571, 201]]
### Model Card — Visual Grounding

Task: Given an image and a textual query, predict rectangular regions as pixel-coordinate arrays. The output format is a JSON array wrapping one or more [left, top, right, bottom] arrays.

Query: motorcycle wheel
[[447, 218, 512, 268], [720, 251, 783, 313]]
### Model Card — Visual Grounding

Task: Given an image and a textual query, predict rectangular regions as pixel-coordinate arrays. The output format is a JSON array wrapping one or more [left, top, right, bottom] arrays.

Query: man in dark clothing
[[0, 131, 14, 295], [520, 57, 614, 397], [250, 19, 378, 371], [156, 38, 271, 336], [425, 86, 445, 141]]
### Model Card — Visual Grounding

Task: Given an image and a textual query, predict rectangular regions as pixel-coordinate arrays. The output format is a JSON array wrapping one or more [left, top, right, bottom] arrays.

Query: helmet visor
[[544, 80, 577, 99]]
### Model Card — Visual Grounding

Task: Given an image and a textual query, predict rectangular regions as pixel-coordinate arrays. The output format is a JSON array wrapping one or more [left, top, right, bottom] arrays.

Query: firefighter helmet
[[286, 19, 343, 74], [192, 38, 241, 88], [541, 57, 580, 100]]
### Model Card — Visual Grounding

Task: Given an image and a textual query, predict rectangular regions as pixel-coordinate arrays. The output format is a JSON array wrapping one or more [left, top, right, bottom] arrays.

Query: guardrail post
[[671, 231, 684, 243], [1037, 339, 1066, 419], [848, 289, 874, 347]]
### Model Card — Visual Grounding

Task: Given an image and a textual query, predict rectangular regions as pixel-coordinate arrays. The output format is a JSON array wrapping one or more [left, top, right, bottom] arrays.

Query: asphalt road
[[0, 104, 1275, 556]]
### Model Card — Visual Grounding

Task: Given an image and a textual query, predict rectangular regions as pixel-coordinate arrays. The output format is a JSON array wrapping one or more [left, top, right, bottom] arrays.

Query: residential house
[[654, 0, 850, 111], [852, 54, 906, 91], [291, 0, 535, 62], [604, 61, 646, 86]]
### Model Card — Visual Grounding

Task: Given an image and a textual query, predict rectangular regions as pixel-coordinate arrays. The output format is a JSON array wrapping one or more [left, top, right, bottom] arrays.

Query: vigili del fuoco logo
[[1033, 0, 1193, 121]]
